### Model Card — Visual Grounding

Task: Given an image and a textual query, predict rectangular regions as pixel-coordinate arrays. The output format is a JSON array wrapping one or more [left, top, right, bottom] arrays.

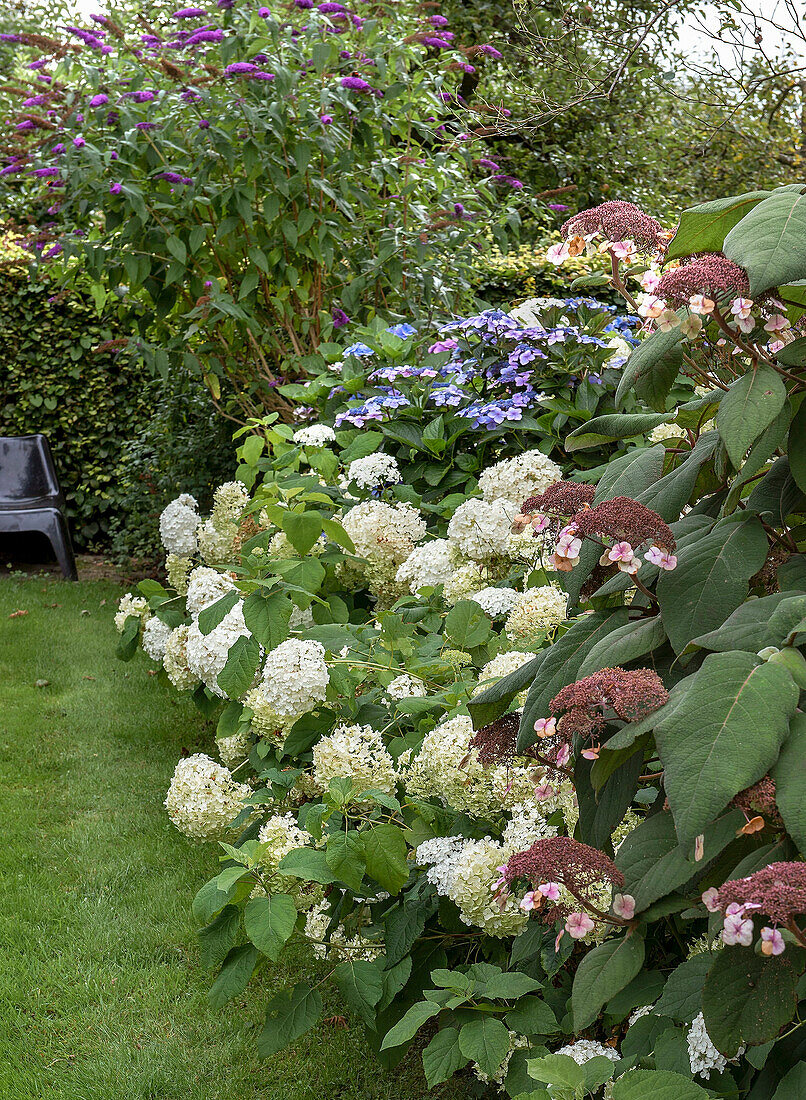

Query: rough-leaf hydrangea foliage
[[657, 253, 751, 306], [561, 201, 664, 251], [502, 836, 625, 923]]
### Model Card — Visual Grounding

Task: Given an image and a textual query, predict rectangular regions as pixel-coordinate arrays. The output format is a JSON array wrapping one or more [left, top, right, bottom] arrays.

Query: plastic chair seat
[[0, 435, 78, 580]]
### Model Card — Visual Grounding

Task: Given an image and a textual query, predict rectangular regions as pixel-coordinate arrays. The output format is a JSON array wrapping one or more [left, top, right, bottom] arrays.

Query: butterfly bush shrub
[[116, 193, 806, 1094], [1, 0, 521, 417]]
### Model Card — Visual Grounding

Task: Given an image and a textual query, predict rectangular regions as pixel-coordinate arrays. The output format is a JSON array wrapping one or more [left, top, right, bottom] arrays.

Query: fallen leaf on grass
[[9, 609, 28, 618], [35, 679, 50, 688]]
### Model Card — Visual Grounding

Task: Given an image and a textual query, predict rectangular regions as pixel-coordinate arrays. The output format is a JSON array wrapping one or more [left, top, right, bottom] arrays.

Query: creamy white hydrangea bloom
[[688, 1013, 744, 1079], [216, 729, 250, 767], [303, 899, 382, 961], [166, 553, 192, 594], [612, 809, 641, 853], [648, 421, 685, 444], [244, 639, 329, 741], [293, 423, 337, 447], [211, 480, 249, 526], [256, 811, 320, 905], [267, 530, 326, 560], [505, 586, 567, 643], [385, 673, 426, 701], [478, 450, 562, 506], [447, 498, 516, 561], [448, 837, 527, 937], [395, 539, 454, 594], [114, 593, 149, 632], [342, 500, 426, 565], [555, 1039, 620, 1066], [415, 836, 466, 896], [470, 586, 520, 617], [197, 516, 238, 567], [159, 494, 199, 556], [185, 566, 237, 619], [503, 802, 559, 851], [164, 753, 250, 839], [474, 650, 534, 696], [163, 624, 199, 690], [142, 616, 172, 662], [346, 453, 401, 490], [185, 601, 251, 698], [443, 560, 487, 604], [507, 525, 546, 567], [473, 1033, 530, 1087], [404, 715, 540, 816], [312, 724, 398, 797]]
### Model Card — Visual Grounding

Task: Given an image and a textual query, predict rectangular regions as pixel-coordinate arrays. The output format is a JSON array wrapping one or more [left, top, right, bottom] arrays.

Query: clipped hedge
[[0, 263, 151, 548]]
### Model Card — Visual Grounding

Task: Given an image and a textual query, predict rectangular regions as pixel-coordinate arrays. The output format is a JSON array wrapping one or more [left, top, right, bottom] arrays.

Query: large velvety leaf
[[594, 445, 666, 503], [422, 1028, 469, 1088], [576, 751, 644, 852], [257, 982, 323, 1058], [688, 592, 804, 654], [576, 615, 666, 678], [615, 325, 684, 411], [468, 653, 543, 728], [654, 953, 714, 1023], [198, 590, 240, 635], [772, 1063, 806, 1099], [325, 830, 366, 892], [702, 946, 802, 1054], [716, 365, 787, 468], [208, 943, 259, 1010], [789, 398, 806, 494], [198, 905, 240, 972], [380, 1000, 441, 1049], [505, 995, 559, 1035], [517, 611, 630, 750], [724, 189, 806, 295], [666, 191, 771, 261], [242, 590, 292, 650], [217, 634, 262, 699], [333, 959, 383, 1026], [571, 932, 645, 1030], [611, 1069, 710, 1100], [656, 515, 768, 653], [636, 431, 719, 522], [773, 713, 806, 855], [458, 1016, 510, 1079], [615, 809, 743, 911], [244, 893, 297, 960], [566, 412, 671, 451], [654, 651, 799, 844]]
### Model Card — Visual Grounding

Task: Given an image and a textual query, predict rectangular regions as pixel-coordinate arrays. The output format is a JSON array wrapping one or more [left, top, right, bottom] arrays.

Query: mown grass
[[0, 577, 463, 1100]]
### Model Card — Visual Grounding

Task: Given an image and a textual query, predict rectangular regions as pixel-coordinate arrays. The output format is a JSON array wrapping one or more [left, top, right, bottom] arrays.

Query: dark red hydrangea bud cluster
[[731, 776, 783, 829], [561, 201, 664, 252], [570, 497, 676, 555], [551, 666, 668, 740], [714, 862, 806, 926], [521, 481, 596, 518], [502, 836, 624, 923], [656, 252, 750, 306], [468, 712, 521, 766]]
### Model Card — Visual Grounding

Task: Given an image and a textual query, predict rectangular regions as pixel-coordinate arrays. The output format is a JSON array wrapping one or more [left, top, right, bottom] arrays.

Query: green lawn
[[0, 577, 462, 1100]]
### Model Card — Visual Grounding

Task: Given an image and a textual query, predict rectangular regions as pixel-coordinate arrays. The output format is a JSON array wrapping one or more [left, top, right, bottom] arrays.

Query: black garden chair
[[0, 434, 78, 580]]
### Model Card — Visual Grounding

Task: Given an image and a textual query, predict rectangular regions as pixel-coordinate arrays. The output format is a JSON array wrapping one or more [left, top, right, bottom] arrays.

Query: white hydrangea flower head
[[503, 802, 559, 851], [342, 500, 426, 566], [346, 453, 402, 490], [474, 650, 534, 697], [142, 616, 172, 662], [114, 592, 149, 632], [443, 560, 487, 604], [159, 494, 200, 556], [648, 421, 685, 444], [507, 525, 547, 567], [303, 899, 382, 961], [470, 586, 519, 617], [164, 753, 250, 839], [185, 601, 251, 698], [216, 729, 251, 767], [211, 480, 249, 526], [473, 1033, 530, 1086], [687, 1013, 745, 1079], [243, 639, 329, 741], [448, 837, 527, 937], [385, 673, 426, 701], [312, 724, 398, 798], [478, 450, 562, 506], [611, 809, 641, 853], [197, 516, 238, 567], [415, 836, 466, 896], [447, 498, 516, 562], [257, 812, 320, 906], [293, 423, 336, 447], [395, 539, 454, 594], [185, 566, 237, 619], [163, 624, 199, 690], [627, 1004, 653, 1026], [166, 553, 192, 594], [505, 585, 567, 643], [555, 1039, 620, 1066]]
